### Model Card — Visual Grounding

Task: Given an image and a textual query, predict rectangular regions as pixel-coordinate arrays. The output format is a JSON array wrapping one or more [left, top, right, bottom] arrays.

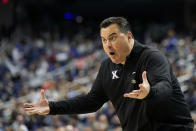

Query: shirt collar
[[125, 40, 145, 64]]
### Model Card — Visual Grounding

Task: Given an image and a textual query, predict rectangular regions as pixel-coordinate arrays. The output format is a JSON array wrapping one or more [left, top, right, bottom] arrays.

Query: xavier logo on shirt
[[125, 71, 137, 93], [112, 70, 119, 79]]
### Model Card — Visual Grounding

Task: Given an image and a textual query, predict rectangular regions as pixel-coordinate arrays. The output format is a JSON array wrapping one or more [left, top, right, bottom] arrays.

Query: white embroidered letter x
[[112, 70, 119, 79]]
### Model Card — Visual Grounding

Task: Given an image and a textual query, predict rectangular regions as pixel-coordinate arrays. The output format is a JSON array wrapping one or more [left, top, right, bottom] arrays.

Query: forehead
[[100, 24, 121, 37]]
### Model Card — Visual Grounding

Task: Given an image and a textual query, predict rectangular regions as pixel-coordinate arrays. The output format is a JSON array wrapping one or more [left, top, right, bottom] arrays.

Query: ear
[[127, 32, 133, 40]]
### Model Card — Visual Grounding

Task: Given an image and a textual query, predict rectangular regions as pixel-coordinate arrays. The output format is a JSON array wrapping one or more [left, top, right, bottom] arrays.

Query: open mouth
[[110, 52, 115, 56]]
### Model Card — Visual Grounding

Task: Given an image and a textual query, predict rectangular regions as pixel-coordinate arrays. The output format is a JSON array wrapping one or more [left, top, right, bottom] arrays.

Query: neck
[[121, 60, 126, 65]]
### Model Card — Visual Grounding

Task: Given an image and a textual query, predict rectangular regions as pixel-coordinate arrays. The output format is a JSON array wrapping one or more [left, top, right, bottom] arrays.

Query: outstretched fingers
[[24, 107, 35, 112], [24, 106, 42, 115], [41, 89, 46, 100], [124, 90, 140, 98], [24, 103, 34, 108], [28, 109, 40, 115]]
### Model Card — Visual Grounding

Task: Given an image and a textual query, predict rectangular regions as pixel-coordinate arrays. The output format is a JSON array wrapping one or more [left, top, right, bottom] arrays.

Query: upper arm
[[146, 51, 172, 86], [143, 50, 173, 99], [88, 62, 109, 105]]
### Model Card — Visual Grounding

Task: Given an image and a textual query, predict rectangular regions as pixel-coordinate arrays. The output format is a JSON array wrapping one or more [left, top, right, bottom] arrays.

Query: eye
[[109, 36, 117, 41], [102, 38, 107, 43]]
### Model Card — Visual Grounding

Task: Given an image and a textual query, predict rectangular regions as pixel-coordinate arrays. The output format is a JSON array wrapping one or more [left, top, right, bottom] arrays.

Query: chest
[[103, 63, 143, 101]]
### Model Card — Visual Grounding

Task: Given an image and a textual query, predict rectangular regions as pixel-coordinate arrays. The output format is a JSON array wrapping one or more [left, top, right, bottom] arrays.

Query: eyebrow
[[101, 32, 117, 39]]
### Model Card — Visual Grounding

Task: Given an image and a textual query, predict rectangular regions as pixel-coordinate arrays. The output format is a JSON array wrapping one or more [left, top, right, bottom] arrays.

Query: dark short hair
[[100, 17, 131, 33]]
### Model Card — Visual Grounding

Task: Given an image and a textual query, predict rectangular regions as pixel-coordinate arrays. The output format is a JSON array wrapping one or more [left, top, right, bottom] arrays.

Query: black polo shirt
[[49, 41, 193, 131]]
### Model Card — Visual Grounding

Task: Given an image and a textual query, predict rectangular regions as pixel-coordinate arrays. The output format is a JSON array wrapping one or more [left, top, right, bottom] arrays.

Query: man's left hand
[[124, 71, 150, 99]]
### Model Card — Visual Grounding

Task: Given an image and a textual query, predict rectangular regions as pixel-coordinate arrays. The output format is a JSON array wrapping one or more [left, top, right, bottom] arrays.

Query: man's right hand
[[24, 89, 50, 115]]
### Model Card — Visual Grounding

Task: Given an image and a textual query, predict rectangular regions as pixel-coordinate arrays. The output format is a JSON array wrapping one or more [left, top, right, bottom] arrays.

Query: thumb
[[41, 89, 46, 100], [142, 71, 148, 82], [142, 71, 148, 83]]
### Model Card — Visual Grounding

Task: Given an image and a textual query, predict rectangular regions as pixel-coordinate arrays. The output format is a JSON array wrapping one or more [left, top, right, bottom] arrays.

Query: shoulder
[[143, 46, 169, 67], [142, 44, 165, 59], [95, 58, 112, 78]]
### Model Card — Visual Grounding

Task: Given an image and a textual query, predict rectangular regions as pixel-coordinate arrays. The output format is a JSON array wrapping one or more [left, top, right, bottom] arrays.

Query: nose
[[106, 41, 112, 48]]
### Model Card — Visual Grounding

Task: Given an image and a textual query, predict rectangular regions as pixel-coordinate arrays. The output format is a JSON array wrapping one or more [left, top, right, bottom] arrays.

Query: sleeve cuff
[[144, 87, 155, 100], [48, 101, 56, 115]]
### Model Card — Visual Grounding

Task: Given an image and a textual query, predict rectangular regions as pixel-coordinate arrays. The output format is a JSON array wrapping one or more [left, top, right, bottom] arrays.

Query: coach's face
[[101, 24, 134, 64]]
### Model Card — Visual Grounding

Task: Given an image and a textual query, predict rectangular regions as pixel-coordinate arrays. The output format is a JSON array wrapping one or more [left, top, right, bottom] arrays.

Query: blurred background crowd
[[0, 0, 196, 131]]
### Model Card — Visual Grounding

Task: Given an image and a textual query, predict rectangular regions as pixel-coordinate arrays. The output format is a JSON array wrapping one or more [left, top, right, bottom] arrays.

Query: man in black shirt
[[24, 17, 194, 131]]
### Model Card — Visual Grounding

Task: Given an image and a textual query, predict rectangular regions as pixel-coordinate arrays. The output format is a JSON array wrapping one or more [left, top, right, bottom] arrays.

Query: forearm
[[145, 79, 172, 99], [49, 94, 106, 115], [49, 62, 108, 115]]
